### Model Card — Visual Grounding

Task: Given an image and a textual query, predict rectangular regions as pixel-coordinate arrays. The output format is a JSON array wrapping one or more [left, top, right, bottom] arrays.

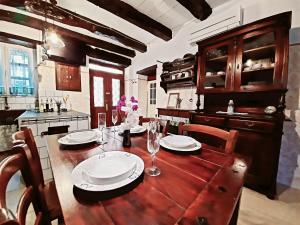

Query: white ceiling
[[57, 0, 231, 46]]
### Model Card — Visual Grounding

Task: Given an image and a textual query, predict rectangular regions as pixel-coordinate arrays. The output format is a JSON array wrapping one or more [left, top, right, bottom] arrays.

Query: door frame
[[89, 69, 124, 128]]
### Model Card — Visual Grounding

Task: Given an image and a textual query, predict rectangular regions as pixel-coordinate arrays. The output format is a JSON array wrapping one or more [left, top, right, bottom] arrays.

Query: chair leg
[[58, 216, 64, 225]]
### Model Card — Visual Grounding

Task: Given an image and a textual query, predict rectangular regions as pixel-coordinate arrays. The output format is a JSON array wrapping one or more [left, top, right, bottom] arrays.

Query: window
[[0, 43, 35, 96], [9, 49, 34, 95], [0, 48, 4, 95], [149, 82, 156, 105], [112, 78, 120, 106], [93, 76, 104, 107]]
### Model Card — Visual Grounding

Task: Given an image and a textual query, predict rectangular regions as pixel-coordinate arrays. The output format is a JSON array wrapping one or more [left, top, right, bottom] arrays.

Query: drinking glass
[[98, 113, 107, 144], [112, 109, 118, 136], [145, 124, 161, 176]]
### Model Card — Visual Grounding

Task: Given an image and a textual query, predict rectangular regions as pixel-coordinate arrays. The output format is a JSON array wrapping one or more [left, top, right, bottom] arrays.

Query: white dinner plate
[[71, 151, 144, 191], [160, 136, 201, 152], [58, 130, 98, 145], [118, 125, 146, 135], [67, 130, 97, 143], [162, 135, 196, 148]]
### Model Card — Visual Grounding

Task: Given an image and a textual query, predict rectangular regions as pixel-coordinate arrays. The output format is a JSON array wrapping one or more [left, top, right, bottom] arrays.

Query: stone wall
[[278, 44, 300, 189]]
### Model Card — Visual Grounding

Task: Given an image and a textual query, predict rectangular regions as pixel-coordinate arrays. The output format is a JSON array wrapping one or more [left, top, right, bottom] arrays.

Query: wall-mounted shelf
[[160, 54, 197, 93]]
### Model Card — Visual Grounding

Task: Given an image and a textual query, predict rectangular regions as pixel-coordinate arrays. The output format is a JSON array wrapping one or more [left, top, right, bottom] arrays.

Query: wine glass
[[112, 109, 118, 137], [98, 113, 107, 144], [145, 125, 161, 176]]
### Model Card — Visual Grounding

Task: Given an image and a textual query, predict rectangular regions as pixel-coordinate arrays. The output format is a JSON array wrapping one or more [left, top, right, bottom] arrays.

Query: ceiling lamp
[[45, 29, 65, 49]]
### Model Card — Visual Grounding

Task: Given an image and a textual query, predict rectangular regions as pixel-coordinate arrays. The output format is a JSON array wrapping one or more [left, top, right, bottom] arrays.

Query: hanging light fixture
[[25, 0, 65, 50]]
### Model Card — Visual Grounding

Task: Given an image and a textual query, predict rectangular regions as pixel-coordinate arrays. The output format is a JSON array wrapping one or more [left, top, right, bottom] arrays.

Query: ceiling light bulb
[[46, 31, 65, 49]]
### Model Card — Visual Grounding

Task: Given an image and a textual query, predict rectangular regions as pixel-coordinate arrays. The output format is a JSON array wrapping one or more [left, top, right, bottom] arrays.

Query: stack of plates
[[71, 151, 144, 191], [160, 135, 201, 152], [58, 130, 98, 145]]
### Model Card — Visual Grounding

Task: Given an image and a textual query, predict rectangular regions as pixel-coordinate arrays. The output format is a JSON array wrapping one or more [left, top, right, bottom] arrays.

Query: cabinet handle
[[245, 121, 255, 127], [204, 118, 211, 122], [228, 63, 231, 71]]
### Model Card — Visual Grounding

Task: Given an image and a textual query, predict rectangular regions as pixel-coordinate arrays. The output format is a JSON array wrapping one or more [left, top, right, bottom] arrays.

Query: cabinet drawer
[[192, 115, 225, 127], [228, 119, 275, 133]]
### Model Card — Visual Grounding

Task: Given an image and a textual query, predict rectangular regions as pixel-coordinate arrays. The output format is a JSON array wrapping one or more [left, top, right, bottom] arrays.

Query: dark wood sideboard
[[158, 12, 291, 199]]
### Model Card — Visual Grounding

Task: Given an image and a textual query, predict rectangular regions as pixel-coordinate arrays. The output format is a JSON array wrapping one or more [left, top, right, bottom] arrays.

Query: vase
[[126, 111, 139, 128]]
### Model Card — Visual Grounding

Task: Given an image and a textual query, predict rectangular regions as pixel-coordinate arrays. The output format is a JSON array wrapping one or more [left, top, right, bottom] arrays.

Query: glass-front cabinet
[[198, 40, 235, 92], [196, 14, 289, 94], [235, 28, 283, 91]]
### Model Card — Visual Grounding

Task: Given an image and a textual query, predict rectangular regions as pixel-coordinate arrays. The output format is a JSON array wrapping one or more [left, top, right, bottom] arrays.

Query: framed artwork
[[167, 93, 179, 109]]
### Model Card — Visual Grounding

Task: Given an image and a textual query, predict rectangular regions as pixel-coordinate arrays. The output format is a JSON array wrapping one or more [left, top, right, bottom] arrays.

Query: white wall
[[125, 0, 300, 114], [37, 61, 90, 115], [127, 0, 300, 189]]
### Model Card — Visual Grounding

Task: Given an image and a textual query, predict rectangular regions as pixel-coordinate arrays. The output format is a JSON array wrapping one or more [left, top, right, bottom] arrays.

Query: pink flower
[[121, 95, 126, 101], [132, 105, 138, 111]]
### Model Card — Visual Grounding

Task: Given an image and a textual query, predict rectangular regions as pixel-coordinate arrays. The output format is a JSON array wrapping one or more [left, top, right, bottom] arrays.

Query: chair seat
[[44, 181, 63, 220]]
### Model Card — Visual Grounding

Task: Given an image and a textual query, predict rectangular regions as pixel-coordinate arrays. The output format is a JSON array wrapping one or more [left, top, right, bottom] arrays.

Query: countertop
[[17, 110, 90, 121]]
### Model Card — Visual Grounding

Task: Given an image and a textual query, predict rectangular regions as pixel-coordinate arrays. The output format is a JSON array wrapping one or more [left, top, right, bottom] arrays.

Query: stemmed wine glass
[[112, 109, 118, 137], [98, 113, 107, 144], [145, 121, 161, 176]]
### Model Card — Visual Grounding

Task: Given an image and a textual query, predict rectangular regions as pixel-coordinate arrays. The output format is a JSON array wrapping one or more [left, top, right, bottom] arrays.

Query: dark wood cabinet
[[56, 62, 81, 92], [157, 108, 191, 118], [191, 12, 291, 199], [196, 12, 290, 95]]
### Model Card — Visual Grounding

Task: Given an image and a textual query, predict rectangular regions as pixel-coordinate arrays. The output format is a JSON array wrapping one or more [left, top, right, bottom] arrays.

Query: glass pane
[[93, 77, 104, 107], [9, 49, 33, 95], [112, 78, 120, 106], [204, 45, 228, 89], [241, 32, 276, 86], [0, 47, 4, 94]]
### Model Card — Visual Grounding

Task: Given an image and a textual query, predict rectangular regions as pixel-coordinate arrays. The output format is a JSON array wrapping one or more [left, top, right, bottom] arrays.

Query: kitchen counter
[[17, 110, 89, 121], [17, 110, 90, 181]]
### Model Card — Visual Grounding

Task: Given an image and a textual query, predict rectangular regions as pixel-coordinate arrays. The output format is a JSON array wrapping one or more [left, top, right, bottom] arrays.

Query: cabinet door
[[234, 27, 283, 91], [198, 40, 235, 93], [56, 63, 70, 90], [68, 66, 81, 91]]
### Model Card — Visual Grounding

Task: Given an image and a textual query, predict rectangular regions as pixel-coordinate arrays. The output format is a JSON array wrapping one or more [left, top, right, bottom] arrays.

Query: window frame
[[0, 42, 36, 96]]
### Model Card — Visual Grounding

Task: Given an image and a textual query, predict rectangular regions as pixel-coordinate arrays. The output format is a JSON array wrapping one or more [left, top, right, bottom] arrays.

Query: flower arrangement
[[116, 95, 139, 126], [116, 95, 139, 112]]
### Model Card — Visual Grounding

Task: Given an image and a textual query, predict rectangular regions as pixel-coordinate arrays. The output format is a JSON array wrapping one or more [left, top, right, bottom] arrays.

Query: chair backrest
[[178, 124, 239, 154], [0, 145, 44, 225], [12, 129, 45, 188], [139, 117, 169, 135]]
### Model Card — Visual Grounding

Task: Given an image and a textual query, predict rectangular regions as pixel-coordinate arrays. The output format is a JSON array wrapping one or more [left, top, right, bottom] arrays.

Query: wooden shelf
[[242, 66, 274, 74], [205, 74, 226, 79], [243, 44, 275, 59], [207, 55, 228, 62]]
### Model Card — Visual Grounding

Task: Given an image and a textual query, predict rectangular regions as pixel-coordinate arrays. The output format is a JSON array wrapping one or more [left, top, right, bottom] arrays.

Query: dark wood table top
[[46, 129, 248, 225]]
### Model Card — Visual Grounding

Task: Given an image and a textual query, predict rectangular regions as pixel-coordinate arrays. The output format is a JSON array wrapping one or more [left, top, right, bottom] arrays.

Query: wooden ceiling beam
[[176, 0, 212, 20], [0, 9, 136, 57], [1, 0, 147, 52], [86, 46, 131, 68], [86, 0, 172, 41], [0, 31, 43, 48], [137, 65, 157, 76]]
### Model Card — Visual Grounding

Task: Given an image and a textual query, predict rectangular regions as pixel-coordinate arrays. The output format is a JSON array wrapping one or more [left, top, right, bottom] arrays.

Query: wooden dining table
[[46, 128, 248, 225]]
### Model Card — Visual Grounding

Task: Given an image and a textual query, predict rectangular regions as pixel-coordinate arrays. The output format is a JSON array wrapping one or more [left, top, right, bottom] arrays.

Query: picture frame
[[167, 93, 180, 109]]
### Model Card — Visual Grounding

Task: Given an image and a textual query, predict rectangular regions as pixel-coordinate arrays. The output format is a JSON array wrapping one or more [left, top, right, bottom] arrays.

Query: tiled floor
[[6, 182, 300, 225]]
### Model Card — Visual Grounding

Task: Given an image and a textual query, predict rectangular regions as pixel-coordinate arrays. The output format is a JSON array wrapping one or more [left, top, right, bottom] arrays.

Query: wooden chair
[[11, 129, 63, 224], [0, 145, 45, 225], [139, 117, 169, 135], [178, 124, 239, 154]]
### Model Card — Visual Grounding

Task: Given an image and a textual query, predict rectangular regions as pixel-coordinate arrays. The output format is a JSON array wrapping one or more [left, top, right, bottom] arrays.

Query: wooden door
[[90, 70, 124, 129], [198, 39, 236, 93]]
